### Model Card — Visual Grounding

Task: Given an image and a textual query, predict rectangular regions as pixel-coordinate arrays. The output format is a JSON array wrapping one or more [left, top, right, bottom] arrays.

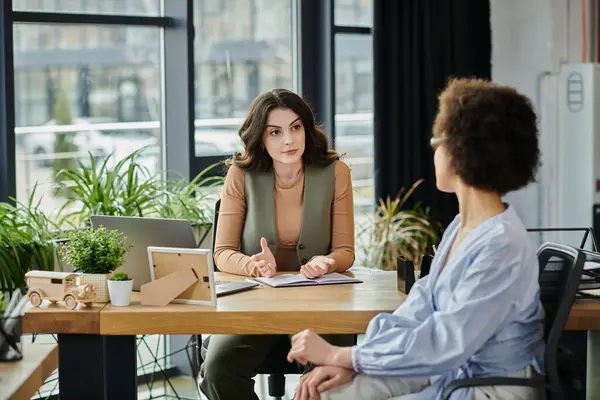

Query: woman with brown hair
[[199, 88, 356, 399]]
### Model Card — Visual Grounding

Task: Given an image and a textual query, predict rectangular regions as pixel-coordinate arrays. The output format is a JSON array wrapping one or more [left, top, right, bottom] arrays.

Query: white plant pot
[[79, 273, 110, 303], [107, 280, 133, 307]]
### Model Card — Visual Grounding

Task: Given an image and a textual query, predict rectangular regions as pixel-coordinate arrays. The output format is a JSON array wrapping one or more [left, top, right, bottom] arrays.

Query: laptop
[[215, 280, 260, 297], [91, 215, 198, 290], [90, 215, 260, 296]]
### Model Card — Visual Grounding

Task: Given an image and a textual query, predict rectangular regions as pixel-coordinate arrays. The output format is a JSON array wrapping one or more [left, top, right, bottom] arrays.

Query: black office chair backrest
[[212, 199, 221, 271], [536, 242, 586, 397]]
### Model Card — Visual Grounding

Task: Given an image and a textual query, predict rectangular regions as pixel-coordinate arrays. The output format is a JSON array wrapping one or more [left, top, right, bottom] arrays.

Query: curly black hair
[[226, 88, 339, 172], [432, 77, 541, 195]]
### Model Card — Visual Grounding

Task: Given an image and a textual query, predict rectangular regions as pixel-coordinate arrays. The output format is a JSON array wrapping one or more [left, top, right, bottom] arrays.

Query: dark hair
[[432, 77, 540, 195], [226, 88, 339, 171]]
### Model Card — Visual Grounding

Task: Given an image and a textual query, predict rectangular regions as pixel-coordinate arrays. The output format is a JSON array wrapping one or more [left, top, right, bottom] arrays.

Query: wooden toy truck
[[25, 271, 97, 310]]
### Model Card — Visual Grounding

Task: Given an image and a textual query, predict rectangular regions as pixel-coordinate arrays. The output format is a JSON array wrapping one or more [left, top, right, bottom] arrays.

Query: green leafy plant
[[359, 179, 441, 271], [0, 185, 63, 293], [152, 162, 224, 228], [110, 272, 131, 281], [62, 226, 133, 275], [0, 292, 6, 313], [52, 146, 221, 240], [54, 147, 160, 228]]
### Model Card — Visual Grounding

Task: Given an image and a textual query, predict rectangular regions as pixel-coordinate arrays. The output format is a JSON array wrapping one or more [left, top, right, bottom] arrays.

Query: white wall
[[490, 0, 587, 236]]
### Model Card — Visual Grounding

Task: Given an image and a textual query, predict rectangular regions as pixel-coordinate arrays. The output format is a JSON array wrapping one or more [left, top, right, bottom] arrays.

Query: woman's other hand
[[300, 256, 335, 279], [295, 365, 355, 400]]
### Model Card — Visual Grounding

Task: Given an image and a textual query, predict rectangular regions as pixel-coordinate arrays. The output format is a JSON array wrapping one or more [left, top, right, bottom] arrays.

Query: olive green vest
[[241, 163, 336, 266]]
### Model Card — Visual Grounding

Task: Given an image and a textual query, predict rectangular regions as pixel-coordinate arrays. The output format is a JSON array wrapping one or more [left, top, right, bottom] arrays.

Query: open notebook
[[254, 272, 362, 288]]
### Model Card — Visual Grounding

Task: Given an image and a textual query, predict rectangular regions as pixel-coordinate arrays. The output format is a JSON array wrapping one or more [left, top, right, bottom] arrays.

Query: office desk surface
[[0, 343, 58, 400], [22, 270, 600, 335], [565, 299, 600, 331], [23, 269, 404, 336], [22, 300, 104, 334], [100, 269, 404, 335]]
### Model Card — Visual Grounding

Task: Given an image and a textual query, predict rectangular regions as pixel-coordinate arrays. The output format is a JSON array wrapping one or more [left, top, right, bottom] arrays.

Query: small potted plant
[[62, 226, 132, 303], [107, 272, 133, 307]]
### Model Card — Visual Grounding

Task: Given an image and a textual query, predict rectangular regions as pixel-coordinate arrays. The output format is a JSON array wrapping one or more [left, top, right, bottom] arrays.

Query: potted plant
[[358, 179, 440, 292], [62, 226, 132, 302], [107, 272, 133, 307]]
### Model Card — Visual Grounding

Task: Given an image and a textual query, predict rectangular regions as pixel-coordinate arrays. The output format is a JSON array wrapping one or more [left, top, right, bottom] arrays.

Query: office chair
[[198, 198, 303, 400], [442, 242, 587, 400]]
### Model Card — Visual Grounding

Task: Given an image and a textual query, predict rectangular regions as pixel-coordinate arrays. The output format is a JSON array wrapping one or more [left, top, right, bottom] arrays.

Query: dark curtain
[[373, 0, 491, 229]]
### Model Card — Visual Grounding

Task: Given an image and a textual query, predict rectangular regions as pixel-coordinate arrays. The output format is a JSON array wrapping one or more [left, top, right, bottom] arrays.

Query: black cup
[[0, 316, 23, 362], [397, 255, 433, 293]]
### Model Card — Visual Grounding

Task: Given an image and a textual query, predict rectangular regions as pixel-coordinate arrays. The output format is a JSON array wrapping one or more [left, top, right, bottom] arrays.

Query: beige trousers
[[318, 365, 545, 400]]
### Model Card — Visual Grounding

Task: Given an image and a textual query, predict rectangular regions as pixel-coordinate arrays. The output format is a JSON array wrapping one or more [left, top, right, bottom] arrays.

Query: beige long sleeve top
[[214, 160, 355, 277]]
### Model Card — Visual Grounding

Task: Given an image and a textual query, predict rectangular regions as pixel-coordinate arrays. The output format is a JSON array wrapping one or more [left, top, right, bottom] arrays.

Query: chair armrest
[[442, 376, 546, 400]]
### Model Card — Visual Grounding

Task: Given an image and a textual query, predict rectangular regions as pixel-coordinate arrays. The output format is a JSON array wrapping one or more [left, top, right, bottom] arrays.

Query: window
[[193, 0, 296, 158], [13, 24, 161, 218], [333, 2, 374, 263], [12, 0, 161, 16], [6, 4, 197, 400], [334, 33, 374, 216], [334, 0, 372, 27]]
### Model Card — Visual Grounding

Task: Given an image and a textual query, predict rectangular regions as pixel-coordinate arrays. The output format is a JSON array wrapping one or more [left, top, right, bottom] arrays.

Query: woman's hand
[[295, 366, 355, 400], [300, 256, 335, 279], [287, 329, 335, 366], [250, 237, 277, 277]]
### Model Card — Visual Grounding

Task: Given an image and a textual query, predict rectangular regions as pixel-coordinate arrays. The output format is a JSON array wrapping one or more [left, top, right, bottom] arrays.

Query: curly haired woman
[[288, 78, 546, 400]]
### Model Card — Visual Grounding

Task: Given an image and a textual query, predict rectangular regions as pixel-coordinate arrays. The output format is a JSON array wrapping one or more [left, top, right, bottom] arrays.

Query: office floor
[[138, 374, 302, 400]]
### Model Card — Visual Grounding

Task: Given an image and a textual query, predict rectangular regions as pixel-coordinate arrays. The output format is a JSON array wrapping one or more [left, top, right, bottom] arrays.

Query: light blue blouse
[[352, 204, 545, 399]]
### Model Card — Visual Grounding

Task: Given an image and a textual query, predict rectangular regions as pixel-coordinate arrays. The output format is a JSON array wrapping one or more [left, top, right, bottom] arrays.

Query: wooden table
[[0, 343, 58, 400], [23, 271, 600, 334], [101, 269, 404, 335], [22, 301, 104, 335], [566, 298, 600, 331], [22, 269, 403, 400]]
